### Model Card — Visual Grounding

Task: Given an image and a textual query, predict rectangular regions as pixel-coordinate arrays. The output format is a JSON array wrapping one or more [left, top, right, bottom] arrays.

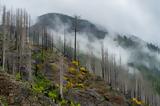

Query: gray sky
[[2, 0, 160, 45]]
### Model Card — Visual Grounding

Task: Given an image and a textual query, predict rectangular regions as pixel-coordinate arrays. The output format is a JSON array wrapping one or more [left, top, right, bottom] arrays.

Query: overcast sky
[[1, 0, 160, 45]]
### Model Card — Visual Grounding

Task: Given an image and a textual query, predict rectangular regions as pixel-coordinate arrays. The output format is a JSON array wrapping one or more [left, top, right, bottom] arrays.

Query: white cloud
[[2, 0, 160, 45]]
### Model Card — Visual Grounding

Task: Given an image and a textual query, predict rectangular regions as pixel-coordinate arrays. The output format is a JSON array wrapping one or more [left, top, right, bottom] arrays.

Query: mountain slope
[[33, 13, 160, 95], [0, 46, 133, 106], [34, 13, 160, 74]]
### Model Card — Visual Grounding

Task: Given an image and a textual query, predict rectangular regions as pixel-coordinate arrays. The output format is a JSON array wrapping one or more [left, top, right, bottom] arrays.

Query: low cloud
[[2, 0, 160, 45]]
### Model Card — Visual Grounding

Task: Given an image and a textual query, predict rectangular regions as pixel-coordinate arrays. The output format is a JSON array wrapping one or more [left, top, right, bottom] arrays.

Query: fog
[[2, 0, 160, 45], [2, 0, 160, 72]]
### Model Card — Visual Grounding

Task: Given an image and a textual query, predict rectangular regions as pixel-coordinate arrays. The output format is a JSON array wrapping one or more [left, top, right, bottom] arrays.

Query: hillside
[[34, 13, 160, 73], [114, 35, 160, 95], [32, 13, 160, 96], [0, 7, 160, 106], [0, 46, 138, 106]]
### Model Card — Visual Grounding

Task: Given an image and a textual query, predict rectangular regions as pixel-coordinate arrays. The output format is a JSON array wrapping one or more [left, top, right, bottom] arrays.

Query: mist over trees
[[0, 5, 160, 106]]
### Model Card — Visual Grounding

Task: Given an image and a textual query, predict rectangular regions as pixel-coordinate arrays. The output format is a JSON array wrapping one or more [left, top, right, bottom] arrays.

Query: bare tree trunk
[[73, 16, 80, 61], [60, 57, 64, 99], [101, 42, 105, 79], [2, 6, 6, 71], [63, 29, 66, 55]]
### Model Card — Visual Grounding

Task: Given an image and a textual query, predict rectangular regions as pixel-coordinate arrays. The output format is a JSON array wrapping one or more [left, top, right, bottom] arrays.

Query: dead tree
[[59, 57, 64, 99], [104, 49, 109, 83], [63, 29, 66, 55], [2, 6, 7, 71], [73, 16, 80, 61], [101, 42, 105, 79], [90, 52, 96, 74]]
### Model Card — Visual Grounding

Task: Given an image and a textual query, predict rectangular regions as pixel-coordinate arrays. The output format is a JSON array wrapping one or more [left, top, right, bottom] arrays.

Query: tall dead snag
[[110, 55, 115, 87], [74, 16, 77, 61], [90, 52, 96, 74], [63, 29, 66, 55], [10, 9, 32, 80], [43, 27, 48, 50], [113, 55, 118, 89], [2, 6, 7, 71], [104, 49, 109, 82], [66, 39, 73, 60], [6, 10, 14, 73], [86, 43, 92, 72], [41, 27, 47, 62], [50, 32, 53, 50], [0, 7, 32, 80], [47, 31, 52, 50], [41, 27, 44, 60], [77, 40, 81, 62], [59, 57, 64, 99], [73, 16, 80, 61], [27, 14, 32, 81], [101, 42, 105, 79], [0, 33, 3, 66]]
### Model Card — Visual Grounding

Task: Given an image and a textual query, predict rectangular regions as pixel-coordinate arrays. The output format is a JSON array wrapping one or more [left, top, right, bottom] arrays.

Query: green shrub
[[32, 73, 51, 94], [48, 90, 58, 100], [70, 101, 81, 106], [15, 72, 21, 81], [32, 83, 45, 93], [59, 99, 68, 105]]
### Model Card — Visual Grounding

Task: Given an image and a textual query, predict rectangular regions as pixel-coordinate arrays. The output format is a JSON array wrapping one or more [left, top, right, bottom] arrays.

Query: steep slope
[[33, 47, 129, 106], [32, 13, 160, 95], [0, 46, 140, 106], [33, 13, 160, 73]]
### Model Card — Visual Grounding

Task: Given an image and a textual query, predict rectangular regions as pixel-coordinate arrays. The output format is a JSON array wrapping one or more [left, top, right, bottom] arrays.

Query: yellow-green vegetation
[[131, 98, 146, 106], [64, 60, 89, 90], [59, 99, 81, 106], [31, 73, 59, 102], [0, 96, 8, 106], [15, 72, 21, 81], [32, 73, 51, 94], [31, 72, 81, 106], [59, 99, 68, 105], [70, 101, 81, 106], [72, 60, 79, 67], [31, 50, 128, 106], [48, 90, 58, 101]]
